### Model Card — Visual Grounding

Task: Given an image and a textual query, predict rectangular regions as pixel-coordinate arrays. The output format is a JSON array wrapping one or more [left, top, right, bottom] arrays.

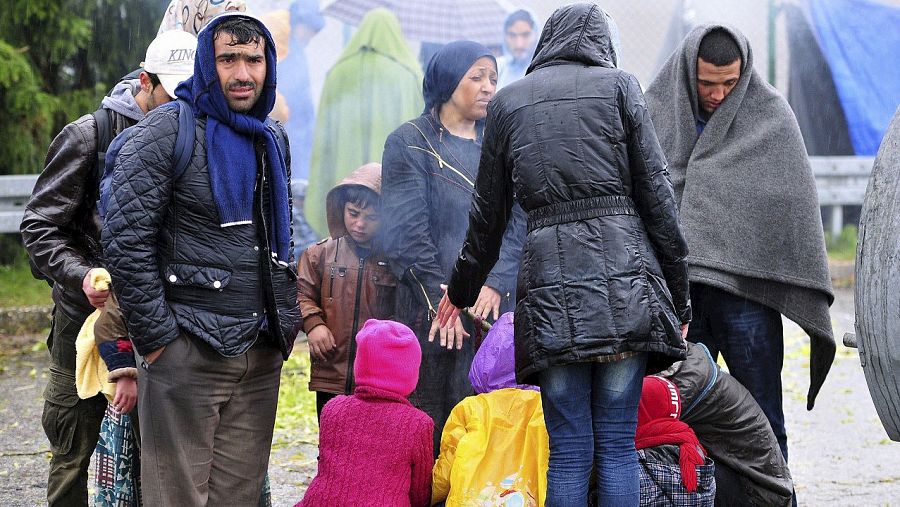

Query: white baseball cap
[[141, 30, 198, 99]]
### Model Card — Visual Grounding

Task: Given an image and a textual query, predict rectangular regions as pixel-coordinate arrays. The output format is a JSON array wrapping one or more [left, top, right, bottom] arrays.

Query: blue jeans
[[688, 283, 788, 462], [539, 354, 647, 507]]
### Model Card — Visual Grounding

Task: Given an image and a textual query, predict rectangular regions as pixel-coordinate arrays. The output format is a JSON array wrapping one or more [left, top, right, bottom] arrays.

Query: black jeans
[[688, 283, 788, 463]]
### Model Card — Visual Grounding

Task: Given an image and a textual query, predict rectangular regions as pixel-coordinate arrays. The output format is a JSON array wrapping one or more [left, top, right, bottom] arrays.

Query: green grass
[[274, 351, 319, 447], [825, 224, 858, 262], [0, 255, 52, 307]]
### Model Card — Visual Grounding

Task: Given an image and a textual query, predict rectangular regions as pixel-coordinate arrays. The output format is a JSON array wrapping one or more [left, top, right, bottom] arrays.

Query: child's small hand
[[308, 324, 336, 361], [113, 376, 138, 414]]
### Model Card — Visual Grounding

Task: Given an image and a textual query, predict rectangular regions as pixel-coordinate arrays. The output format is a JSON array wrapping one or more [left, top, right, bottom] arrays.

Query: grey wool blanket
[[645, 24, 835, 410]]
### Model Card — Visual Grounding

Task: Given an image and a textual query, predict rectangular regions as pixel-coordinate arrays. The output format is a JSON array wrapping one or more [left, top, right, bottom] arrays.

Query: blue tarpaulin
[[807, 0, 900, 155]]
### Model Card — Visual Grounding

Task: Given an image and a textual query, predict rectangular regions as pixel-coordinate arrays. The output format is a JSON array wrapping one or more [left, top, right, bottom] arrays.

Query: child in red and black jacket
[[92, 292, 138, 414]]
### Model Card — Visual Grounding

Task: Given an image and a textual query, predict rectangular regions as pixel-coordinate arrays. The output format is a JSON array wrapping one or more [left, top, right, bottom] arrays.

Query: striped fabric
[[592, 350, 639, 364]]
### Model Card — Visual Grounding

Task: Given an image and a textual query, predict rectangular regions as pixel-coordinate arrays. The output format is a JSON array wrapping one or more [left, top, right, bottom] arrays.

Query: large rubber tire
[[855, 107, 900, 441]]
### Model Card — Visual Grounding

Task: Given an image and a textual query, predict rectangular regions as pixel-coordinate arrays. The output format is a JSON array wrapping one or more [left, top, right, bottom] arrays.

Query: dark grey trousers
[[137, 332, 282, 506]]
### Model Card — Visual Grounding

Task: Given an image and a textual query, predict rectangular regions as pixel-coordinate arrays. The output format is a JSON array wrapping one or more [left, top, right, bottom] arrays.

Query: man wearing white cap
[[20, 29, 196, 507], [141, 29, 197, 103]]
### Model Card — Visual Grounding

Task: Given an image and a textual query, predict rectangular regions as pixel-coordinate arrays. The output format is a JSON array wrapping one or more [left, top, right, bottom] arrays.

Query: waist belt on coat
[[527, 195, 638, 232]]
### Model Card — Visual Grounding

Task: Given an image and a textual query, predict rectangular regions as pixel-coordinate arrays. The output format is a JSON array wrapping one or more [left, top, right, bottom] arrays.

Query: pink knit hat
[[353, 319, 421, 396]]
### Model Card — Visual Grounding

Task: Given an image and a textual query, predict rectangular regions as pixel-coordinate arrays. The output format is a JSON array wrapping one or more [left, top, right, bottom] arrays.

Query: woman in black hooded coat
[[435, 5, 691, 505]]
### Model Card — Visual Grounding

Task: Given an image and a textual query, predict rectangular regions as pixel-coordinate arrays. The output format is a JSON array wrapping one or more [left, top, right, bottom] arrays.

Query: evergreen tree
[[0, 0, 169, 175]]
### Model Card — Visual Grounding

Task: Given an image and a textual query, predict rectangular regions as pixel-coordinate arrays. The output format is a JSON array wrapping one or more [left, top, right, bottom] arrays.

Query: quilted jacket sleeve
[[20, 116, 97, 291], [101, 108, 181, 355], [621, 74, 691, 323], [447, 102, 515, 308]]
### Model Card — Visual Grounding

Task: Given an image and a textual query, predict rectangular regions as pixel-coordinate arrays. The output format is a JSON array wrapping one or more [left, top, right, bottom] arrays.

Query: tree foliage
[[0, 40, 57, 175], [0, 0, 169, 175]]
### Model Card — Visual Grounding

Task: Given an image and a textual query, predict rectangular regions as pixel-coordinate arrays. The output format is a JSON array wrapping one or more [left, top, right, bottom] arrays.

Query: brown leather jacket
[[21, 110, 137, 318], [297, 164, 397, 394]]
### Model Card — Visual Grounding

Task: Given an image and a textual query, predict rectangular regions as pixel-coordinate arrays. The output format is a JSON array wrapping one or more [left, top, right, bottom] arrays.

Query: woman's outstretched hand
[[428, 284, 468, 349]]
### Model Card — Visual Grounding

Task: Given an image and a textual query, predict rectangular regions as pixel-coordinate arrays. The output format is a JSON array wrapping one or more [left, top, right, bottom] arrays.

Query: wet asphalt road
[[782, 287, 900, 505]]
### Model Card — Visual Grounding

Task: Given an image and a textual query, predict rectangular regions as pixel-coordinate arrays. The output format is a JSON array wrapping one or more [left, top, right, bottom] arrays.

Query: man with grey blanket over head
[[645, 25, 835, 467]]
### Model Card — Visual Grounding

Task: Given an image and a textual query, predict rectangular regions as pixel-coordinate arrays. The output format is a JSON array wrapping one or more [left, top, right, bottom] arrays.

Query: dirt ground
[[1, 287, 898, 505], [0, 337, 317, 507]]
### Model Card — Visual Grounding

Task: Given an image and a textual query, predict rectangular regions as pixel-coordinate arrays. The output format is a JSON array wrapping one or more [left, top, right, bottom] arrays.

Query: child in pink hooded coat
[[297, 319, 433, 506]]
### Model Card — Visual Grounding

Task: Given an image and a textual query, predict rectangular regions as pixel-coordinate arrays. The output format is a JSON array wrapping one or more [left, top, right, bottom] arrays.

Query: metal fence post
[[831, 205, 843, 238], [768, 0, 780, 86]]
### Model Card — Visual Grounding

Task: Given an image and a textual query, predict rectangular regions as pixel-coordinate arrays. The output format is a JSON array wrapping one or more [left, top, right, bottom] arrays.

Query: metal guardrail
[[0, 174, 39, 234], [0, 156, 876, 235], [809, 156, 875, 237]]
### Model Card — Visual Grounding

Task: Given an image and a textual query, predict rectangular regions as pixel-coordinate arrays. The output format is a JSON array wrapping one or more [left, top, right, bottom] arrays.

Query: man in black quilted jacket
[[101, 13, 300, 505], [20, 30, 195, 507]]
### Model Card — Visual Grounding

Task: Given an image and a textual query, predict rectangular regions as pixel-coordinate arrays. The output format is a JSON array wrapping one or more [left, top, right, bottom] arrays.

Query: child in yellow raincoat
[[432, 312, 549, 506]]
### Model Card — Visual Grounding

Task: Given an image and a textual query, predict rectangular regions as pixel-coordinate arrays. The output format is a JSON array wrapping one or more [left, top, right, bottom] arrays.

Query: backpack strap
[[93, 107, 114, 179], [158, 99, 196, 265], [171, 99, 195, 182]]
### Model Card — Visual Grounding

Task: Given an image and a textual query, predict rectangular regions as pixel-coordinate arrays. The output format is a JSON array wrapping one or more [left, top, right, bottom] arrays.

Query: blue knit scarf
[[175, 12, 291, 261]]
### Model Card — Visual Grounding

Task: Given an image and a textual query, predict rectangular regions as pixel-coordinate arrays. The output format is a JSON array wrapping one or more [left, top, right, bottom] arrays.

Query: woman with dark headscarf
[[381, 41, 526, 453], [433, 5, 691, 505]]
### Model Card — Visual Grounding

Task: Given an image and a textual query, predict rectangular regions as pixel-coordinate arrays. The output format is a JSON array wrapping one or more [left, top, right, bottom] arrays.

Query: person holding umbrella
[[432, 4, 691, 505], [380, 40, 526, 454], [158, 0, 247, 35]]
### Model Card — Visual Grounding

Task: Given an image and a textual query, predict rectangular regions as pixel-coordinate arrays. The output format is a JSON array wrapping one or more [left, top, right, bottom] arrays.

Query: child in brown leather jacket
[[296, 162, 397, 419]]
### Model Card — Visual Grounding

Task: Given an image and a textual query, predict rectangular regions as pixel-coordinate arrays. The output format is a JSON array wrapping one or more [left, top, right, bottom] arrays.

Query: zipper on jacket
[[409, 268, 437, 320], [255, 136, 277, 343], [328, 266, 336, 299], [405, 121, 475, 187], [328, 238, 340, 299], [344, 255, 366, 394]]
